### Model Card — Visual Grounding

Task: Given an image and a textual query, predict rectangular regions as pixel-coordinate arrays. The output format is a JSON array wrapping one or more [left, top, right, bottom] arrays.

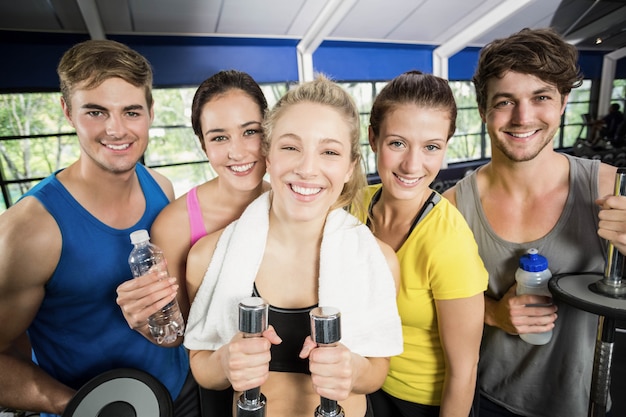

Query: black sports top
[[253, 285, 316, 374]]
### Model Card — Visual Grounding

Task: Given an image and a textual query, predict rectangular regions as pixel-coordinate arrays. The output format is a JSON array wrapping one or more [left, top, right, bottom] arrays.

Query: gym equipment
[[549, 167, 626, 417], [310, 306, 345, 417], [61, 368, 173, 417], [237, 296, 269, 417]]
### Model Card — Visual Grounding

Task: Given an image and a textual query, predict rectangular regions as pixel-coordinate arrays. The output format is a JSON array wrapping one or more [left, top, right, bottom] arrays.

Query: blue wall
[[0, 30, 623, 92], [314, 41, 435, 80]]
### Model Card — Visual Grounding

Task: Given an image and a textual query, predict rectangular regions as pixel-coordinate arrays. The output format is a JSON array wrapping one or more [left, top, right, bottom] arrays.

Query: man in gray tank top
[[443, 28, 625, 417]]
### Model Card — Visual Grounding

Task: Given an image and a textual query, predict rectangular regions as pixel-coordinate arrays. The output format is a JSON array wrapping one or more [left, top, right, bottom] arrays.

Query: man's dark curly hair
[[473, 27, 583, 113]]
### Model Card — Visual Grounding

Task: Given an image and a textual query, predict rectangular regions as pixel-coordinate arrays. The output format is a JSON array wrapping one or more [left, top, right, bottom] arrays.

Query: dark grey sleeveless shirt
[[455, 153, 607, 417]]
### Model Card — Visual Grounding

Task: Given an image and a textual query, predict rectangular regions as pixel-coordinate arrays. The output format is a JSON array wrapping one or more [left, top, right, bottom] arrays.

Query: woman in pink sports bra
[[150, 70, 270, 414], [151, 69, 270, 320]]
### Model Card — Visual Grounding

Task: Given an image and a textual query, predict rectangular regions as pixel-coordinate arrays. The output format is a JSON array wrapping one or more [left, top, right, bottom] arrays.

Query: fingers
[[116, 273, 179, 329], [597, 196, 626, 253], [225, 329, 278, 392], [515, 294, 556, 308], [262, 325, 283, 345], [596, 195, 626, 210], [308, 343, 353, 401], [492, 288, 558, 335], [509, 298, 558, 335], [299, 336, 317, 359]]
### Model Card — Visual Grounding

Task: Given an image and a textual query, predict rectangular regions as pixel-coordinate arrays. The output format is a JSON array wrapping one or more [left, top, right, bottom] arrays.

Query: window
[[0, 83, 289, 212], [448, 81, 487, 162], [0, 78, 618, 213], [562, 79, 592, 148]]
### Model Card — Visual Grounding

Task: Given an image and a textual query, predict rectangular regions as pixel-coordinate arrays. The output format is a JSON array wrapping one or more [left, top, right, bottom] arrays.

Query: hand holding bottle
[[116, 266, 179, 330], [485, 283, 558, 337], [515, 248, 555, 345], [123, 229, 185, 344]]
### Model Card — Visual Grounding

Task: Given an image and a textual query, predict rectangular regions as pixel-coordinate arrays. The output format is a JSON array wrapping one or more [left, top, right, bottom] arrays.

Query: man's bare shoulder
[[442, 186, 457, 206], [598, 162, 619, 198], [0, 196, 61, 287], [145, 166, 175, 201]]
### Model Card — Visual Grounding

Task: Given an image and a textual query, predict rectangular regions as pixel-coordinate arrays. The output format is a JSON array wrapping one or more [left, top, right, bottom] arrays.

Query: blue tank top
[[22, 164, 188, 413]]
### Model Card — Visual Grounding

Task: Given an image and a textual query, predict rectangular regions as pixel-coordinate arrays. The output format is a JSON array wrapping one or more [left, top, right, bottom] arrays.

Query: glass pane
[[455, 107, 483, 136], [374, 82, 388, 96], [153, 162, 216, 199], [261, 83, 289, 109], [449, 81, 477, 110], [152, 88, 195, 126], [447, 132, 484, 163], [144, 126, 206, 166], [338, 82, 374, 113], [561, 126, 580, 148], [569, 79, 591, 103], [360, 113, 375, 175], [0, 136, 80, 180]]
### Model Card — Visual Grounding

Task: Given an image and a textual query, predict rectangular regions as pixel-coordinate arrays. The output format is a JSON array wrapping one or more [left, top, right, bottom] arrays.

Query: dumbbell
[[237, 297, 269, 417], [310, 306, 345, 417]]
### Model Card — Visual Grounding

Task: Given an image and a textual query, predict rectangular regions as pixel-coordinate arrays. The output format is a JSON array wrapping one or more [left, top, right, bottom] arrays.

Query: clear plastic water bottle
[[515, 248, 553, 345], [128, 229, 184, 344]]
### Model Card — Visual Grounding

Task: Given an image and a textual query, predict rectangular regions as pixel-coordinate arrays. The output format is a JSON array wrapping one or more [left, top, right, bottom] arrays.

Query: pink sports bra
[[186, 186, 208, 246]]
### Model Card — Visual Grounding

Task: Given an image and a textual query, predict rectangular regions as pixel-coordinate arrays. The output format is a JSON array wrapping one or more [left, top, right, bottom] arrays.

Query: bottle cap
[[519, 248, 548, 272], [130, 229, 150, 244]]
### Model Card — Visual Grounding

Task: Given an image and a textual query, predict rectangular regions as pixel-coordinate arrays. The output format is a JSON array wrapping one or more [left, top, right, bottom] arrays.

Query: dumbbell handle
[[310, 307, 345, 417], [237, 297, 269, 417]]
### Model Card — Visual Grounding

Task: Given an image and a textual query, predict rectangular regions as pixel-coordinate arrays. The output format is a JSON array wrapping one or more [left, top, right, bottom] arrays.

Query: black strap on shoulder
[[406, 191, 440, 238], [367, 188, 441, 240]]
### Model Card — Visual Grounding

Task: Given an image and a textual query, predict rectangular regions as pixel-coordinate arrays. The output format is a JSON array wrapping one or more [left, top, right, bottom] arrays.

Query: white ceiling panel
[[0, 0, 623, 51], [129, 0, 222, 34], [472, 0, 563, 45], [329, 0, 423, 41], [97, 0, 132, 33], [287, 0, 328, 36], [390, 0, 494, 44], [429, 0, 503, 45], [0, 0, 65, 30], [218, 0, 307, 36]]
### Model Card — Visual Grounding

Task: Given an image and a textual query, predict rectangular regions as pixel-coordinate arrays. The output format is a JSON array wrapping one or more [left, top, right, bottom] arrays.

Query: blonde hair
[[262, 75, 366, 218]]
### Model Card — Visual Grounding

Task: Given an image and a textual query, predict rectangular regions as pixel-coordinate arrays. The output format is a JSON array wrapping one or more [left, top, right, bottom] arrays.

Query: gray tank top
[[455, 153, 607, 417]]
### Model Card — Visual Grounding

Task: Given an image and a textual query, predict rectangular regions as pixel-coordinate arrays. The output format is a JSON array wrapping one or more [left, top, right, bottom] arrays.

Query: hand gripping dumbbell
[[310, 306, 345, 417], [237, 296, 269, 417], [595, 166, 626, 297]]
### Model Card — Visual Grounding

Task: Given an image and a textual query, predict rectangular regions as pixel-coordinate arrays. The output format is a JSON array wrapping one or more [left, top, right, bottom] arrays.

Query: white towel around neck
[[184, 191, 403, 357]]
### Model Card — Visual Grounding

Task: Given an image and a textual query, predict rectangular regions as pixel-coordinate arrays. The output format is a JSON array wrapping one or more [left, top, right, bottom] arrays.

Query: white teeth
[[397, 175, 419, 184], [291, 185, 321, 195], [509, 131, 536, 138], [230, 162, 254, 172], [106, 143, 130, 150]]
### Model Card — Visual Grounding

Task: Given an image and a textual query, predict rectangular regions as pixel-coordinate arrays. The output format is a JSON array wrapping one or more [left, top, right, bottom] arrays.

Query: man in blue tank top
[[0, 40, 199, 416], [443, 28, 625, 417]]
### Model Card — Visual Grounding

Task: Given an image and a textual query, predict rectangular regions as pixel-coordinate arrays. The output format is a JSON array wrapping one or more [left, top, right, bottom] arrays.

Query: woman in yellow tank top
[[363, 71, 488, 417]]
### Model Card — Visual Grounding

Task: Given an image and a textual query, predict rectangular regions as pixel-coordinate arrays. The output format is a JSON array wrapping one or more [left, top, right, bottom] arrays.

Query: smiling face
[[62, 77, 153, 175], [482, 71, 568, 162], [266, 101, 355, 223], [371, 103, 449, 202], [200, 89, 266, 192]]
